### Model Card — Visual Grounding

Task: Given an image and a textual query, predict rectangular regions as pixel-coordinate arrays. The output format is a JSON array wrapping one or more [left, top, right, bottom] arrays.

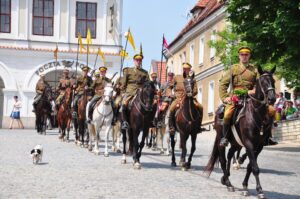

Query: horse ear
[[270, 66, 276, 74], [257, 65, 264, 75]]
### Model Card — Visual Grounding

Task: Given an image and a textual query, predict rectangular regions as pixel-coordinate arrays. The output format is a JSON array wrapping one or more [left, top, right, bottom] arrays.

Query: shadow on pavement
[[260, 168, 296, 176], [247, 189, 300, 199], [264, 146, 300, 153]]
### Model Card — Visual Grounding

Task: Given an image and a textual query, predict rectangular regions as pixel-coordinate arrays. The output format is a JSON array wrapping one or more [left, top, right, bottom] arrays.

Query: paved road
[[0, 129, 299, 199]]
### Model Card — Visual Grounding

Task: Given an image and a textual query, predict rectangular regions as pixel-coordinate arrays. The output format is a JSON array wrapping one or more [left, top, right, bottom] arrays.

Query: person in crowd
[[9, 96, 24, 129], [284, 101, 298, 120], [274, 92, 286, 121]]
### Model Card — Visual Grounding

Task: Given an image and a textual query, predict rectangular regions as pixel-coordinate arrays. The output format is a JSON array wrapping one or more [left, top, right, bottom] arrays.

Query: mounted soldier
[[219, 47, 276, 147], [87, 66, 111, 123], [150, 72, 161, 91], [55, 68, 73, 110], [120, 53, 150, 130], [161, 72, 175, 103], [72, 66, 93, 118], [168, 63, 203, 134], [33, 74, 51, 112]]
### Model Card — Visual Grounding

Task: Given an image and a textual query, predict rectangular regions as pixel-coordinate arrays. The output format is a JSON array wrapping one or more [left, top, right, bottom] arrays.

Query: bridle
[[248, 73, 275, 107], [134, 84, 154, 113]]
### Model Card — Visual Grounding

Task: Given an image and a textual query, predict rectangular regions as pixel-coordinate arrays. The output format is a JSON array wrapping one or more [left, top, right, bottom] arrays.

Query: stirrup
[[72, 112, 78, 119], [121, 121, 129, 130], [220, 138, 229, 147]]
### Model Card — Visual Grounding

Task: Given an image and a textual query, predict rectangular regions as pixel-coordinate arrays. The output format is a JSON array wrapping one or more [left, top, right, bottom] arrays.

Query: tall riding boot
[[120, 105, 129, 130], [168, 110, 176, 135], [111, 102, 117, 125], [220, 123, 230, 147], [87, 103, 94, 123], [72, 103, 78, 119]]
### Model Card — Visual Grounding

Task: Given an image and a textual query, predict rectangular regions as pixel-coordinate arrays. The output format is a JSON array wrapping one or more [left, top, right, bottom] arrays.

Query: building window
[[197, 87, 203, 104], [208, 81, 215, 114], [210, 30, 216, 59], [0, 0, 11, 33], [76, 2, 97, 38], [183, 51, 186, 63], [190, 44, 194, 66], [199, 36, 204, 65], [32, 0, 54, 36]]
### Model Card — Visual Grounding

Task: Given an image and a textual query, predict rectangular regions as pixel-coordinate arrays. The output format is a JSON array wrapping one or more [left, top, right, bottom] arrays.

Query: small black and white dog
[[30, 144, 43, 164]]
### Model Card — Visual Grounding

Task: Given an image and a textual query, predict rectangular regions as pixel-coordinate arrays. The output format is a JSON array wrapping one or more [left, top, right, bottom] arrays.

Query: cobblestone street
[[0, 129, 299, 199]]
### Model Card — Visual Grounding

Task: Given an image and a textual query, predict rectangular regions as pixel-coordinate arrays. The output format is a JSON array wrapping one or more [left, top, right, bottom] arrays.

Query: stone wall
[[273, 119, 300, 144]]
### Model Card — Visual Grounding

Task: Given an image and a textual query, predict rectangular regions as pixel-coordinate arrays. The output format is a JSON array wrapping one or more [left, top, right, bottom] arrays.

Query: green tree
[[226, 0, 300, 88]]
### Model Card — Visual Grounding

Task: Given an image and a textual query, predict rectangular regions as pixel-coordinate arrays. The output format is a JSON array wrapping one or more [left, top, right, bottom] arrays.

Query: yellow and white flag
[[98, 48, 106, 62], [127, 30, 136, 51], [86, 28, 92, 45], [78, 33, 86, 53]]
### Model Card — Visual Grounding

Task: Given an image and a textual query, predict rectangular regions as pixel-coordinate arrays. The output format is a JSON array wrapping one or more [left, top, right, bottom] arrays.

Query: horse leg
[[224, 146, 236, 192], [239, 152, 248, 165], [186, 133, 197, 170], [148, 129, 153, 148], [251, 146, 265, 198], [93, 125, 100, 155], [87, 124, 93, 151], [104, 124, 111, 157], [180, 134, 189, 171], [116, 126, 121, 153], [242, 162, 252, 196], [233, 148, 242, 170], [132, 130, 141, 169], [170, 132, 176, 167], [137, 128, 148, 161], [121, 129, 127, 164], [158, 127, 164, 154]]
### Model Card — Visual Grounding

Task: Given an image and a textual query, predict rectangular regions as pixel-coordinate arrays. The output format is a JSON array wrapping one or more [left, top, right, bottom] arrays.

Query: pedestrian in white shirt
[[9, 96, 24, 129]]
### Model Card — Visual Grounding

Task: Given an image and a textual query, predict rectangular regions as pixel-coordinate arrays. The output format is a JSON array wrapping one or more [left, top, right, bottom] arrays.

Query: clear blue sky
[[122, 0, 196, 71]]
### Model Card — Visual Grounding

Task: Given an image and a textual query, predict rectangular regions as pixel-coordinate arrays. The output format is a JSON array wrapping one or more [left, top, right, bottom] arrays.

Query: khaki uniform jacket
[[92, 76, 111, 96], [36, 79, 50, 94], [161, 80, 174, 97], [121, 67, 149, 96], [219, 63, 257, 102], [174, 75, 198, 99], [58, 77, 73, 92], [75, 75, 93, 94]]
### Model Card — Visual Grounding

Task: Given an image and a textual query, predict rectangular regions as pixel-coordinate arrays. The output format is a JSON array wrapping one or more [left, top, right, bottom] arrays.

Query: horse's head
[[140, 80, 156, 111], [103, 84, 114, 103], [256, 66, 276, 105], [43, 86, 53, 101], [183, 71, 195, 97]]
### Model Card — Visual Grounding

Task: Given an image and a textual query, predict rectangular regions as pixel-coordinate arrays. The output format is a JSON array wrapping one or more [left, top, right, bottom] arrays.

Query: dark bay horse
[[205, 66, 276, 199], [35, 86, 53, 135], [73, 91, 89, 147], [122, 81, 156, 169], [57, 87, 73, 142], [171, 73, 203, 170]]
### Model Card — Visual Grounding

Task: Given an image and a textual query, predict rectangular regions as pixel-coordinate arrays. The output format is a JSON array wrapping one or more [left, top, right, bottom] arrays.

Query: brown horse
[[73, 91, 89, 146], [57, 87, 73, 141], [205, 66, 276, 199], [170, 73, 203, 170], [122, 81, 156, 169]]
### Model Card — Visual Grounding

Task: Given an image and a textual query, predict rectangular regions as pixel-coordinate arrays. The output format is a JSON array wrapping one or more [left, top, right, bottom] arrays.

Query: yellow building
[[166, 0, 226, 125]]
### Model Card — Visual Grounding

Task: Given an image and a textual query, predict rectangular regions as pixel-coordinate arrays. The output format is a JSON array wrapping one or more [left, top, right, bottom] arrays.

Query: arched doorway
[[0, 77, 4, 128]]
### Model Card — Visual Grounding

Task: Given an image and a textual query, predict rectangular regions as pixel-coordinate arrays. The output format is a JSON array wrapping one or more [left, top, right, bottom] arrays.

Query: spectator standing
[[284, 101, 298, 120], [274, 92, 286, 121], [9, 96, 24, 129]]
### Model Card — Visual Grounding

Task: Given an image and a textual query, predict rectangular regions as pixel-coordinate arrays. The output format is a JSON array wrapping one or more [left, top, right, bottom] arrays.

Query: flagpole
[[54, 43, 58, 92], [93, 49, 99, 70], [159, 34, 165, 84], [76, 34, 80, 79], [120, 28, 130, 77]]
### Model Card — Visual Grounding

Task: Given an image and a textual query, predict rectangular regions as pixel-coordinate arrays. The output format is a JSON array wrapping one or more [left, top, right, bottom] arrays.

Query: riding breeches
[[55, 92, 65, 105], [224, 103, 277, 125]]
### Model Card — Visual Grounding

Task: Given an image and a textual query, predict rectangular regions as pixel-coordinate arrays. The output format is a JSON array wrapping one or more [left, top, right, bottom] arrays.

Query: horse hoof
[[84, 145, 88, 148], [242, 190, 249, 196], [258, 193, 266, 199], [121, 159, 127, 164], [181, 167, 187, 171], [134, 163, 141, 170], [104, 153, 109, 157], [88, 147, 92, 152], [160, 150, 164, 155], [117, 149, 122, 153], [227, 186, 235, 192], [94, 151, 100, 155], [171, 162, 177, 167], [221, 176, 226, 185]]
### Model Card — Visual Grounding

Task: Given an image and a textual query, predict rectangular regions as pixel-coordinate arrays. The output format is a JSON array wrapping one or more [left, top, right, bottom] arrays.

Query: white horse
[[87, 84, 114, 156]]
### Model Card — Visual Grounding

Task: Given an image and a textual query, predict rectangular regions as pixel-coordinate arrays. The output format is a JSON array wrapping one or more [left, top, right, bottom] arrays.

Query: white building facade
[[0, 0, 123, 128]]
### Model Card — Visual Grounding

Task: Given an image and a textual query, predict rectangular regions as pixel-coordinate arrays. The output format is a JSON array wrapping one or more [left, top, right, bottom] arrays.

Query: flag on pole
[[120, 49, 129, 58], [54, 44, 58, 59], [127, 30, 136, 51], [162, 35, 172, 59], [78, 33, 86, 53], [86, 28, 92, 45], [98, 48, 106, 62]]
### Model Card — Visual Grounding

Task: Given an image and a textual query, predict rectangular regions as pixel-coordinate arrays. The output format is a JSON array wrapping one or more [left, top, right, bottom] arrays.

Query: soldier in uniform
[[168, 63, 203, 134], [219, 47, 276, 147], [33, 74, 51, 112], [72, 66, 93, 118], [55, 68, 73, 110], [161, 72, 175, 102], [87, 66, 111, 123], [150, 72, 161, 90], [120, 53, 150, 130]]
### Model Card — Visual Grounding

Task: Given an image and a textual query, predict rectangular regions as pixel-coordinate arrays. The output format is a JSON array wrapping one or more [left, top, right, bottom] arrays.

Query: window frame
[[199, 36, 205, 65], [0, 0, 11, 33], [208, 80, 215, 114], [210, 29, 217, 59], [32, 0, 54, 36], [189, 43, 194, 66], [75, 2, 97, 38]]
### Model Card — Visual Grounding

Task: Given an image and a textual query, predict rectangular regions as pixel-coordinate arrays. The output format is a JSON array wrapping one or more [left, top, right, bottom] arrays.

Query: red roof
[[169, 0, 224, 48], [191, 0, 210, 13]]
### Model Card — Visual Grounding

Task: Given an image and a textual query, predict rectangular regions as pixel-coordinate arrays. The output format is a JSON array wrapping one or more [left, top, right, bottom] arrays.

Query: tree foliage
[[226, 0, 300, 89]]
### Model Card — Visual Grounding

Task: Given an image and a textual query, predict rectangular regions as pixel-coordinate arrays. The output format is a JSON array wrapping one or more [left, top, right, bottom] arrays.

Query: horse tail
[[204, 121, 221, 177]]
